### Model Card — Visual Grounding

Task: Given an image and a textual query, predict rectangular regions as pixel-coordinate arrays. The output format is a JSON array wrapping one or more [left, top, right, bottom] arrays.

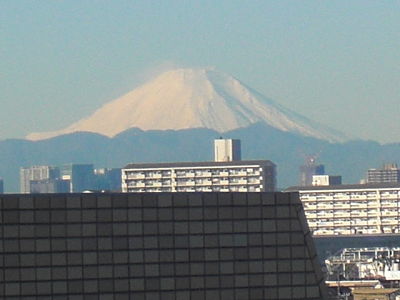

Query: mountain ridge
[[27, 68, 348, 142], [1, 123, 398, 193]]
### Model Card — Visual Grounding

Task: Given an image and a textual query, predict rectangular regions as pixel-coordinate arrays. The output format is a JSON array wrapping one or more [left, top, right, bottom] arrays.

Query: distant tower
[[61, 164, 95, 192], [299, 155, 325, 186], [214, 138, 241, 162], [0, 178, 3, 193]]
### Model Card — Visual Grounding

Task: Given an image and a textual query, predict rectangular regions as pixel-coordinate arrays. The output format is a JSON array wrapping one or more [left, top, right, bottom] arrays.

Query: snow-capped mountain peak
[[27, 68, 347, 142]]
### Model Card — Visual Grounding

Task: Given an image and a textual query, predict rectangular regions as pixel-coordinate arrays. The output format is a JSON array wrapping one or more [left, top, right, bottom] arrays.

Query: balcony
[[381, 211, 398, 217]]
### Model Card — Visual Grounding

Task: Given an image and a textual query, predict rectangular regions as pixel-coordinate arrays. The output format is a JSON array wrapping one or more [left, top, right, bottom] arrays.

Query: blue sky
[[1, 1, 399, 143]]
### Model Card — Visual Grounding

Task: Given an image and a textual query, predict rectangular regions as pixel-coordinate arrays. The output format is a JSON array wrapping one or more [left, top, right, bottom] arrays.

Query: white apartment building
[[122, 160, 276, 193], [367, 163, 400, 183], [122, 139, 276, 193], [286, 183, 400, 236], [312, 175, 342, 186]]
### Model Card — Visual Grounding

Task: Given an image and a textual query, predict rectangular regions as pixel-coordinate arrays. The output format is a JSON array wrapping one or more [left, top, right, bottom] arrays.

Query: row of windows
[[127, 187, 262, 193]]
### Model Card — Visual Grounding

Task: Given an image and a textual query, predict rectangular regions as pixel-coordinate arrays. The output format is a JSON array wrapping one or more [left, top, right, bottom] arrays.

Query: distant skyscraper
[[20, 165, 60, 193], [61, 164, 95, 192], [367, 163, 400, 184], [93, 168, 122, 191], [0, 178, 3, 193], [30, 179, 70, 193], [299, 157, 325, 186], [214, 138, 241, 162]]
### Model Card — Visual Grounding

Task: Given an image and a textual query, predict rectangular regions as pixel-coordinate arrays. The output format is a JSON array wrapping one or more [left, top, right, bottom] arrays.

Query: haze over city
[[1, 1, 399, 143], [3, 2, 400, 299]]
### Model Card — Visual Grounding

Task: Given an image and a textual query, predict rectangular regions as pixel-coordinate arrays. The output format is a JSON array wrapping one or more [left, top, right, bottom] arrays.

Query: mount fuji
[[27, 68, 348, 142]]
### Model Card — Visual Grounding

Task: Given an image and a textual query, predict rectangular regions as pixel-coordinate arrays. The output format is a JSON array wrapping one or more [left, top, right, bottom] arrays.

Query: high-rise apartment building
[[0, 192, 327, 299], [367, 163, 400, 183], [20, 165, 60, 193], [122, 139, 275, 193], [287, 183, 400, 236], [122, 160, 276, 193]]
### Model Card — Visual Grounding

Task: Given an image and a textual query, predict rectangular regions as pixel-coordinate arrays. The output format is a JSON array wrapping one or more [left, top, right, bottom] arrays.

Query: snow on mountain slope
[[27, 68, 348, 142]]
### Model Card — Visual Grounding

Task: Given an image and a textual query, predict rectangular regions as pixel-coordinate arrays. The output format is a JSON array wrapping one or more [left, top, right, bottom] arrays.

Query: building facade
[[299, 160, 325, 187], [352, 288, 400, 300], [214, 138, 241, 162], [287, 183, 400, 236], [367, 163, 400, 184], [61, 164, 95, 192], [0, 192, 327, 299], [30, 179, 70, 194], [20, 165, 60, 193], [312, 175, 342, 186], [93, 168, 122, 192], [122, 160, 276, 193]]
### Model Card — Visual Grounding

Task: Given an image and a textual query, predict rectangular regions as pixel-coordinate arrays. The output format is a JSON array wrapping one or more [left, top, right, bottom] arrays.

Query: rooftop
[[352, 288, 400, 295], [124, 160, 275, 169], [285, 182, 400, 192]]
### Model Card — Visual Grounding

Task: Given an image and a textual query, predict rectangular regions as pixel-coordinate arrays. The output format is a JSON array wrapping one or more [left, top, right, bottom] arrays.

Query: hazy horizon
[[1, 1, 399, 143]]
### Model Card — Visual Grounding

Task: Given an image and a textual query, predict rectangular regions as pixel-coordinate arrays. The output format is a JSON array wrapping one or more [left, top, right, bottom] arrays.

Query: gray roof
[[285, 182, 400, 192], [124, 160, 275, 169]]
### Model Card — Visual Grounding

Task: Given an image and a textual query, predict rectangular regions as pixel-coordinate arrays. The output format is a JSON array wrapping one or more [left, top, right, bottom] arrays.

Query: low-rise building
[[352, 288, 400, 300], [312, 175, 342, 186]]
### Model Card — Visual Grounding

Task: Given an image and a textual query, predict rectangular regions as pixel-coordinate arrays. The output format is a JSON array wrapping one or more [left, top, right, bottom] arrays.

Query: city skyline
[[1, 1, 400, 143]]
